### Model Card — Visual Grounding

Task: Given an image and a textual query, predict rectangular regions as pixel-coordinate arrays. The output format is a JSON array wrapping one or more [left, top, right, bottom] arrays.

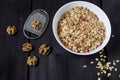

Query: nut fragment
[[31, 20, 41, 30], [22, 43, 33, 52], [6, 26, 17, 35], [39, 44, 51, 56], [27, 56, 38, 67]]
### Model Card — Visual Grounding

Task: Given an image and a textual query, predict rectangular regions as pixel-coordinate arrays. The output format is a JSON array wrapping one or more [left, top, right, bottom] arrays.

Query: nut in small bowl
[[52, 1, 111, 55]]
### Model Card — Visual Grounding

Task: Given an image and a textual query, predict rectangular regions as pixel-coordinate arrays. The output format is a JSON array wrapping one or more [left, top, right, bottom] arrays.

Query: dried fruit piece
[[22, 43, 33, 52], [6, 26, 17, 35], [27, 56, 38, 67], [31, 20, 41, 30], [39, 44, 51, 56]]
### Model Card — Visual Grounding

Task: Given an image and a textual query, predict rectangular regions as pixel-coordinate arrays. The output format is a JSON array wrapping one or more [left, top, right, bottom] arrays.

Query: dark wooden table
[[0, 0, 120, 80]]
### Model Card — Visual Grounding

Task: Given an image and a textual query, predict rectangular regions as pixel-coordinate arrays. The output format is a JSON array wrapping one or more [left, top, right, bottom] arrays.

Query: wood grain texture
[[0, 0, 31, 80], [102, 0, 120, 80]]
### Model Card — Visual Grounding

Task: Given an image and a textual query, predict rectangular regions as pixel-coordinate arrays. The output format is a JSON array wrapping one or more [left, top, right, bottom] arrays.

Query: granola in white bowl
[[53, 1, 111, 55]]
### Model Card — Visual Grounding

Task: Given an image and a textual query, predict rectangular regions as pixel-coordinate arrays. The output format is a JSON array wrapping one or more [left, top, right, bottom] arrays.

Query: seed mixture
[[6, 26, 17, 36], [82, 49, 120, 80], [27, 56, 38, 67], [39, 44, 51, 56], [22, 43, 33, 52], [58, 6, 106, 53], [31, 20, 41, 30]]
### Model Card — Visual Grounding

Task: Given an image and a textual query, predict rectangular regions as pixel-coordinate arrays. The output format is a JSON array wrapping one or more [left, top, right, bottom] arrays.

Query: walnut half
[[22, 43, 33, 52], [6, 26, 17, 36], [31, 20, 41, 30], [39, 44, 51, 56], [27, 56, 38, 67]]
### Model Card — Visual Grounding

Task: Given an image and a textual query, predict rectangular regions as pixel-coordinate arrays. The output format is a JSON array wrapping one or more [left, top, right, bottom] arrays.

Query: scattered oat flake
[[95, 58, 99, 61], [99, 51, 103, 54], [114, 68, 117, 71], [113, 60, 116, 65], [97, 72, 100, 76], [111, 34, 115, 37], [90, 61, 94, 64], [116, 60, 120, 63], [107, 73, 111, 77], [83, 65, 87, 68], [100, 55, 103, 58], [98, 77, 101, 80], [104, 56, 107, 58]]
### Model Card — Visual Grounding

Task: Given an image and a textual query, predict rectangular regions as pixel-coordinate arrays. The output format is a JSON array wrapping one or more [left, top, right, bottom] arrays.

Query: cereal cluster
[[58, 6, 106, 53], [22, 43, 33, 52], [6, 26, 17, 36], [31, 20, 41, 30], [27, 56, 38, 67], [39, 44, 51, 56]]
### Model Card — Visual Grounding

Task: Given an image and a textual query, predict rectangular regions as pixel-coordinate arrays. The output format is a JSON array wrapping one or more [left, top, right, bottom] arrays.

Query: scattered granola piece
[[95, 58, 99, 61], [103, 56, 107, 59], [111, 34, 115, 37], [97, 72, 100, 76], [107, 73, 111, 77], [99, 51, 103, 54], [98, 77, 101, 80], [6, 26, 17, 36], [103, 70, 107, 74], [22, 43, 33, 52], [83, 65, 87, 68], [116, 60, 120, 63], [90, 61, 94, 64], [113, 60, 116, 66], [100, 55, 103, 58], [114, 68, 117, 71]]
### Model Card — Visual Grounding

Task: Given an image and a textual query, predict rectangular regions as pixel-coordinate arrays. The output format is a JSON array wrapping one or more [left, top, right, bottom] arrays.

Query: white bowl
[[52, 1, 111, 55]]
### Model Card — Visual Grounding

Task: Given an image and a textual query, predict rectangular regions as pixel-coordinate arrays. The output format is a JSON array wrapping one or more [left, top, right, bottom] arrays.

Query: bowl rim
[[52, 1, 111, 55]]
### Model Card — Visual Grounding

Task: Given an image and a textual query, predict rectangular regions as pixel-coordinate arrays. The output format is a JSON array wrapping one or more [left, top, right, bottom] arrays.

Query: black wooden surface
[[0, 0, 120, 80]]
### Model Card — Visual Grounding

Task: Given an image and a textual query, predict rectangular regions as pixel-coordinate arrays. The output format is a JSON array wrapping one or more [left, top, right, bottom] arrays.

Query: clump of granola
[[22, 43, 33, 52], [31, 20, 41, 30], [39, 44, 51, 56], [27, 56, 38, 67], [6, 26, 17, 36]]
